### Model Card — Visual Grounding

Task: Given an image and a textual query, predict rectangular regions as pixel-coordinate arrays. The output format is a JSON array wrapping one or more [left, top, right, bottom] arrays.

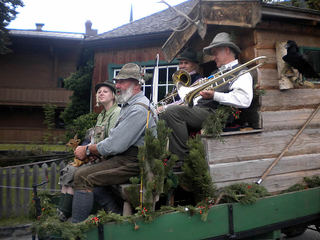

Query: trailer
[[83, 187, 320, 240]]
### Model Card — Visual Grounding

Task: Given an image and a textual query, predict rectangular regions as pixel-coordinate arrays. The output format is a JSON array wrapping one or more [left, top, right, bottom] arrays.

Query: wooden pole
[[256, 104, 320, 185]]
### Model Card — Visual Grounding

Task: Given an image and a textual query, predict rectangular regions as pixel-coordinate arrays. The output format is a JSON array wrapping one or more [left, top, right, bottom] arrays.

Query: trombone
[[176, 56, 267, 106]]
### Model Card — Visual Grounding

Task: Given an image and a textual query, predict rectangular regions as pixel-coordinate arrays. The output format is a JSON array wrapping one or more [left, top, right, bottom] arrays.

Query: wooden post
[[15, 167, 21, 216], [275, 41, 294, 90]]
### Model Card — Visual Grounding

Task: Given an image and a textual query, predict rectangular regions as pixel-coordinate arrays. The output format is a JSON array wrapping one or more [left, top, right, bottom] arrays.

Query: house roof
[[85, 0, 198, 42], [162, 0, 320, 62], [9, 29, 85, 40]]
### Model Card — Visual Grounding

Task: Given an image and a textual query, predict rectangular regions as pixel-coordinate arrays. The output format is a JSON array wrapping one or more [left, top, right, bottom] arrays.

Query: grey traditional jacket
[[97, 91, 157, 156]]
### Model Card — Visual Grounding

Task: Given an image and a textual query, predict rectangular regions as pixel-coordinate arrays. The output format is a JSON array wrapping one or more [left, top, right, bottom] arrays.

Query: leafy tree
[[65, 111, 98, 141], [306, 0, 320, 10], [60, 57, 93, 127], [0, 0, 24, 54]]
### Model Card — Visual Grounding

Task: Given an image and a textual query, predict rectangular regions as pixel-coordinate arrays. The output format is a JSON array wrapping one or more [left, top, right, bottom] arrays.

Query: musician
[[176, 48, 202, 84], [160, 32, 253, 166], [71, 63, 157, 223], [157, 48, 202, 113]]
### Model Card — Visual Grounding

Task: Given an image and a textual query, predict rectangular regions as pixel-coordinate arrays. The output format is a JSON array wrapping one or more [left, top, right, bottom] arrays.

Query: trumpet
[[177, 56, 267, 106], [157, 69, 191, 106]]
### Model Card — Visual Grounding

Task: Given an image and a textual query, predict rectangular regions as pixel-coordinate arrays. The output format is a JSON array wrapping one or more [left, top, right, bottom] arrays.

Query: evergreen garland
[[282, 175, 320, 193], [202, 106, 239, 140], [303, 175, 320, 188], [219, 183, 269, 204], [179, 135, 216, 203]]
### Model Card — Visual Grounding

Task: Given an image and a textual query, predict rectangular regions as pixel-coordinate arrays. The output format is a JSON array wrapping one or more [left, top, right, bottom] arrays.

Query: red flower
[[91, 216, 99, 224], [247, 185, 252, 189], [163, 158, 168, 166]]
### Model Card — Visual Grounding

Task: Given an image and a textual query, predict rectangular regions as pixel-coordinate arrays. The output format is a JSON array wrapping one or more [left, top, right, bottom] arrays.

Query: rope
[[139, 110, 151, 209], [0, 185, 60, 192]]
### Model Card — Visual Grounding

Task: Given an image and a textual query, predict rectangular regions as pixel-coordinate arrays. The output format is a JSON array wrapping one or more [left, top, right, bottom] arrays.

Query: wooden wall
[[92, 45, 166, 111], [204, 21, 320, 193], [0, 37, 81, 89]]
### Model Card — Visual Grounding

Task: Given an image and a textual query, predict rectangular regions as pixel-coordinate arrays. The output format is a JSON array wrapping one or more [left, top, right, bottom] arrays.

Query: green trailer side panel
[[233, 187, 320, 232], [85, 188, 320, 240], [86, 204, 229, 240]]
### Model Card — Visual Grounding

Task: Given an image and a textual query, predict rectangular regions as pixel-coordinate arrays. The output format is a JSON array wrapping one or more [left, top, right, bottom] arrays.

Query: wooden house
[[85, 0, 198, 111], [0, 24, 85, 143], [161, 0, 320, 193]]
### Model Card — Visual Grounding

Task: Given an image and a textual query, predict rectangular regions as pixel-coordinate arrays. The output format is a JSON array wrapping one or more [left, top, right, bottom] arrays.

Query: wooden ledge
[[201, 129, 263, 138]]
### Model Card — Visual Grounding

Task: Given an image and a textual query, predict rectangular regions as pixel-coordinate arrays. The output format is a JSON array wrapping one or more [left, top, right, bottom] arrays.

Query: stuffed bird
[[282, 40, 319, 79]]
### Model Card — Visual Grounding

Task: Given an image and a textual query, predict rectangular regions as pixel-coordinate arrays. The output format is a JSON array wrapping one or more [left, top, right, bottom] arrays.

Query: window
[[113, 64, 178, 102]]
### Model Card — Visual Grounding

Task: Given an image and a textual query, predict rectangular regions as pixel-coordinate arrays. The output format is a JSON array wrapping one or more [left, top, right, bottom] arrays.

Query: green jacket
[[93, 103, 121, 143]]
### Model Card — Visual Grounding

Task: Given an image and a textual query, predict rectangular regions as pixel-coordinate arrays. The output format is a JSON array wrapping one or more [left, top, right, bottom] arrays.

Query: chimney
[[85, 20, 97, 36], [35, 23, 44, 31]]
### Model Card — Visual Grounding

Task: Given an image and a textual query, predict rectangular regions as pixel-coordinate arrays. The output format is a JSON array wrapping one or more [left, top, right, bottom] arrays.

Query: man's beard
[[116, 84, 134, 104]]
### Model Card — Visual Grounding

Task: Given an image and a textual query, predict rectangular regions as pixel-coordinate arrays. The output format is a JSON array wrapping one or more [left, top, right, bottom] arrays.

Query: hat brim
[[203, 42, 241, 55], [95, 82, 116, 93], [176, 56, 199, 63]]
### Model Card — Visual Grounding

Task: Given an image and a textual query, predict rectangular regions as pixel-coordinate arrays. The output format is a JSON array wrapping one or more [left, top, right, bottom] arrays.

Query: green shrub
[[65, 112, 98, 142]]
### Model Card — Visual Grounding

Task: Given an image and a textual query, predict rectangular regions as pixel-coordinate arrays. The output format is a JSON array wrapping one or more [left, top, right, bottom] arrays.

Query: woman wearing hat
[[160, 32, 253, 165], [57, 80, 120, 222]]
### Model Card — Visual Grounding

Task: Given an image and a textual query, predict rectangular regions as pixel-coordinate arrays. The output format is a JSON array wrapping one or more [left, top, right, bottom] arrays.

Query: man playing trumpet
[[160, 32, 253, 167], [157, 48, 202, 113]]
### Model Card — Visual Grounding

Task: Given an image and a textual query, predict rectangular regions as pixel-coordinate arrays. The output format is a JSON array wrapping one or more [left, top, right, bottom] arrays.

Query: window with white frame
[[113, 64, 179, 102]]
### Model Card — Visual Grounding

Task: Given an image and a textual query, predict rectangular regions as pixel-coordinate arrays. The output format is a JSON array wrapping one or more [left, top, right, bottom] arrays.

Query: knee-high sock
[[60, 193, 73, 218], [71, 191, 94, 223], [93, 187, 122, 214], [58, 193, 66, 211]]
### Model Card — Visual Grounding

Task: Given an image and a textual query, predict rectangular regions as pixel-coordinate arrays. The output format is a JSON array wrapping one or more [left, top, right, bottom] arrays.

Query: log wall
[[204, 22, 320, 193]]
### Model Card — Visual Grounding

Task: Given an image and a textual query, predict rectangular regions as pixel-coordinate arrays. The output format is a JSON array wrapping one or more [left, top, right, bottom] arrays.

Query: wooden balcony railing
[[0, 88, 73, 107]]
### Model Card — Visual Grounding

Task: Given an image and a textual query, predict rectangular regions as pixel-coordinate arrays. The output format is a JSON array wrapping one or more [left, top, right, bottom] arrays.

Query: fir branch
[[202, 106, 234, 140], [219, 183, 269, 204], [179, 135, 216, 203]]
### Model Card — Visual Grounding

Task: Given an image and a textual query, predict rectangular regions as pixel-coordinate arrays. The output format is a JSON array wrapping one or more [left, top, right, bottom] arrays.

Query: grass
[[0, 216, 33, 227], [0, 144, 69, 152]]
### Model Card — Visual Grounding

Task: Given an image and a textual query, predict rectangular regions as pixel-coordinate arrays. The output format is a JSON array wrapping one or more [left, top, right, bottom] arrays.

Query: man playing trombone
[[160, 32, 253, 167]]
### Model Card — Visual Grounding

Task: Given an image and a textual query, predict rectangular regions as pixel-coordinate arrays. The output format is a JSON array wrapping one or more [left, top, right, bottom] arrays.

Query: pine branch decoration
[[179, 135, 216, 203], [137, 120, 178, 211], [202, 106, 236, 139]]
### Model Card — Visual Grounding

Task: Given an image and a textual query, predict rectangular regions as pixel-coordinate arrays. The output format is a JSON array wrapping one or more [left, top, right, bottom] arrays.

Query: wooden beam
[[210, 153, 320, 183], [214, 169, 320, 193], [162, 25, 197, 63], [262, 109, 320, 131], [261, 89, 320, 111], [201, 1, 261, 28], [203, 128, 320, 164]]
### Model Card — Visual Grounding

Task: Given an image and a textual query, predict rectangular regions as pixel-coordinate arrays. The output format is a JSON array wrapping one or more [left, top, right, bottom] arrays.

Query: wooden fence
[[0, 155, 72, 218]]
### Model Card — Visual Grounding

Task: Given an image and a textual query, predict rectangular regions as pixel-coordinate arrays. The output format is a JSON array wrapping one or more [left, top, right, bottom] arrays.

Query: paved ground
[[285, 226, 320, 240]]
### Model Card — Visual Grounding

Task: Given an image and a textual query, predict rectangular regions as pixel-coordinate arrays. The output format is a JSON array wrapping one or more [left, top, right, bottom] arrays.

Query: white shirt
[[213, 59, 253, 108]]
